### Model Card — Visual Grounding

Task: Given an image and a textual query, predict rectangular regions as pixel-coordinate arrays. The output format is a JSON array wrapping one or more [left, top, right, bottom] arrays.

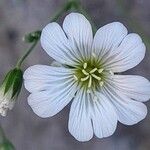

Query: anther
[[81, 75, 89, 81], [83, 63, 87, 69], [90, 68, 97, 74], [88, 76, 92, 88], [82, 69, 89, 76], [98, 68, 104, 73], [91, 74, 101, 80], [73, 75, 78, 81]]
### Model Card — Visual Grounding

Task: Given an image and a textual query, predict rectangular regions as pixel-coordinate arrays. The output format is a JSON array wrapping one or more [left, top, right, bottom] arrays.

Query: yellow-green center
[[74, 59, 106, 91]]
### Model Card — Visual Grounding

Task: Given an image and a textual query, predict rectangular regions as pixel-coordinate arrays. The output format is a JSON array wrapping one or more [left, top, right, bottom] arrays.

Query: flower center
[[74, 60, 105, 91]]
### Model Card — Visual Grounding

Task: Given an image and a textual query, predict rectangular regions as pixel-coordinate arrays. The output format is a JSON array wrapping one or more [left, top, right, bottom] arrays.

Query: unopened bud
[[23, 30, 41, 43], [0, 68, 23, 116]]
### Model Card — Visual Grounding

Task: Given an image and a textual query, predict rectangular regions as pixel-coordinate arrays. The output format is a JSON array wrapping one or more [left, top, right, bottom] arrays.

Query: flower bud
[[23, 30, 41, 43], [0, 68, 23, 116]]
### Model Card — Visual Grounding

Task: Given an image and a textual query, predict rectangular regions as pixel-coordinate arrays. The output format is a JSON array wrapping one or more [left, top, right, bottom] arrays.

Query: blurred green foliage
[[0, 127, 15, 150], [0, 140, 15, 150]]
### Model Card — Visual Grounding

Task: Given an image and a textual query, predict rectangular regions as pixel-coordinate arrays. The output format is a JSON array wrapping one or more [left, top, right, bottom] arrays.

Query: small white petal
[[109, 75, 150, 102], [41, 23, 78, 65], [63, 13, 93, 59], [104, 33, 146, 72], [24, 65, 74, 93], [28, 81, 77, 118], [91, 92, 118, 138], [103, 88, 147, 125], [24, 65, 78, 118], [69, 89, 93, 142], [93, 22, 127, 61]]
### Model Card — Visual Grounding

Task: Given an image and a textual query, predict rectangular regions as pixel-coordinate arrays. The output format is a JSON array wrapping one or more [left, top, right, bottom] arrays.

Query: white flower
[[23, 13, 150, 141]]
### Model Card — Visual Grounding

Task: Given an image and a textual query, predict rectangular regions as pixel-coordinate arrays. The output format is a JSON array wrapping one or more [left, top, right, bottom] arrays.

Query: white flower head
[[24, 13, 150, 141], [0, 68, 23, 116]]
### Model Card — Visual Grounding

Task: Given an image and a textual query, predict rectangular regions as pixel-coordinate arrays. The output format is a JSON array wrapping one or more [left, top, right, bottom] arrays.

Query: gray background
[[0, 0, 150, 150]]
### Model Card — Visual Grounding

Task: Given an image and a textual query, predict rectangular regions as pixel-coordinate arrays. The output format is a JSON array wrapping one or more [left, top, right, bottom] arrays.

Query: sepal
[[0, 68, 23, 116]]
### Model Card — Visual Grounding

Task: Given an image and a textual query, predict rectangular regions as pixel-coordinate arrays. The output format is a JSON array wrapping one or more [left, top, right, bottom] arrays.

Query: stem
[[16, 40, 38, 68], [16, 0, 78, 68], [16, 0, 97, 68], [0, 125, 6, 143]]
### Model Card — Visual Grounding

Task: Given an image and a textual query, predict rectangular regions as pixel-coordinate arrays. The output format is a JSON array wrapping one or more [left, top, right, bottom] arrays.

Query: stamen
[[98, 68, 104, 73], [88, 76, 92, 88], [82, 69, 89, 76], [81, 75, 89, 81], [91, 74, 101, 80], [73, 75, 78, 81], [83, 63, 87, 69], [100, 81, 104, 87], [92, 52, 96, 58], [90, 68, 97, 74]]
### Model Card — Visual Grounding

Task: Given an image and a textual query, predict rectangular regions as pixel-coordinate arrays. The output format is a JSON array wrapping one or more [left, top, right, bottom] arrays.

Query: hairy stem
[[16, 40, 38, 68]]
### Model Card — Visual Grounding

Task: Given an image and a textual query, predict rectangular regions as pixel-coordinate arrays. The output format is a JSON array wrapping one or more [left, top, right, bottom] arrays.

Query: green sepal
[[23, 30, 41, 43], [1, 68, 23, 99], [11, 69, 23, 98]]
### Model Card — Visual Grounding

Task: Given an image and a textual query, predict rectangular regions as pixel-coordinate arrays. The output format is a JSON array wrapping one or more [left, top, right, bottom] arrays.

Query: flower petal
[[103, 87, 147, 125], [91, 92, 118, 138], [108, 75, 150, 102], [24, 65, 78, 118], [41, 22, 79, 65], [68, 89, 93, 142], [24, 65, 75, 93], [93, 22, 127, 62], [51, 61, 62, 67], [63, 13, 93, 59], [104, 33, 146, 72]]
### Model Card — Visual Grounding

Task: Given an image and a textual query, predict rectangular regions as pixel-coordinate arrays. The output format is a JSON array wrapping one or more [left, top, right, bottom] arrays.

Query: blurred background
[[0, 0, 150, 149]]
